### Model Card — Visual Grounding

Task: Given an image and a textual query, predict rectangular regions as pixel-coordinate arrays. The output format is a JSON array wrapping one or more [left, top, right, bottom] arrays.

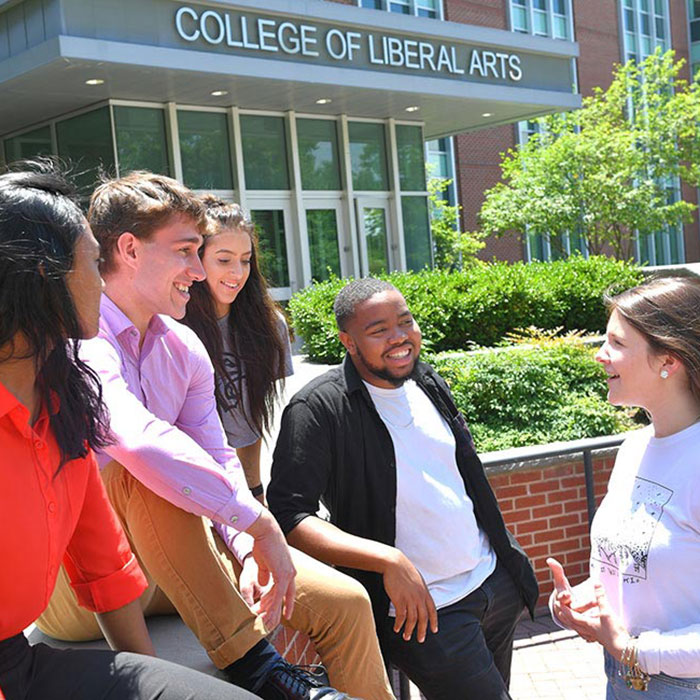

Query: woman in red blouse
[[0, 160, 258, 700]]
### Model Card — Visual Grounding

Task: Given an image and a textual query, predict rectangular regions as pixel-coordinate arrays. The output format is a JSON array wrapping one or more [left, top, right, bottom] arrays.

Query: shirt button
[[35, 440, 45, 450], [230, 515, 238, 524], [48, 502, 56, 513], [182, 487, 191, 495]]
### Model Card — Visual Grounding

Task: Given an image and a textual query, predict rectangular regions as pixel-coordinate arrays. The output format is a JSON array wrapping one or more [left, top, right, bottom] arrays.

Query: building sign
[[174, 5, 525, 84]]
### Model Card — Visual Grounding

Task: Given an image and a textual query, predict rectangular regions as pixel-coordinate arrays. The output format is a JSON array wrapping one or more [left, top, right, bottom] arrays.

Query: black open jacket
[[268, 355, 539, 626]]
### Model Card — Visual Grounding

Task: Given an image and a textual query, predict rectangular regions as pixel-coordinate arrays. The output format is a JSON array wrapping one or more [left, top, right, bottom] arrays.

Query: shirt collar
[[100, 294, 170, 341], [0, 380, 19, 420]]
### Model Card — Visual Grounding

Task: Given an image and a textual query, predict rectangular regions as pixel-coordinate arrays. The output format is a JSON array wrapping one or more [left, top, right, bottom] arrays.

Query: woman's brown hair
[[606, 276, 700, 402], [183, 195, 289, 437]]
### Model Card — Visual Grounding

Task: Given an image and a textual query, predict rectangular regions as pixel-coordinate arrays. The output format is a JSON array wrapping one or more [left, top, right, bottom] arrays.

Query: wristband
[[250, 483, 264, 498]]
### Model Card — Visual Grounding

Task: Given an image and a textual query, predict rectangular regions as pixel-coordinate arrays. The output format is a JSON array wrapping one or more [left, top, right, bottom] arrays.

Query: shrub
[[433, 340, 638, 452], [288, 256, 644, 364]]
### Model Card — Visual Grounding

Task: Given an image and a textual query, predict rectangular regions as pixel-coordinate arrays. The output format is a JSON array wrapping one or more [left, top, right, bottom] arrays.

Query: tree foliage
[[428, 175, 485, 269], [475, 50, 700, 258]]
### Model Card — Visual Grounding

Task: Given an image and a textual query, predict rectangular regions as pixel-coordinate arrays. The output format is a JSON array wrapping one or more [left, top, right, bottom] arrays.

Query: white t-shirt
[[590, 422, 700, 678], [364, 379, 496, 614]]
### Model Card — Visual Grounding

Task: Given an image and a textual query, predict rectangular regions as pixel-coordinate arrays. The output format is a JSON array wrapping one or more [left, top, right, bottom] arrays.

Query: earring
[[660, 369, 669, 379]]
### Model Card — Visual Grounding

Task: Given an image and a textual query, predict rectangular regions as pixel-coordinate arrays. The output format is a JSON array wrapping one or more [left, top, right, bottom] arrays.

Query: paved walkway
[[511, 615, 605, 699]]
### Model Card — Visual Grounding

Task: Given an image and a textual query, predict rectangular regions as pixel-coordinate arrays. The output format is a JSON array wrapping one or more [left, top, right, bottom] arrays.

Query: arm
[[288, 516, 437, 642], [269, 399, 437, 642], [79, 336, 261, 533], [96, 599, 155, 656]]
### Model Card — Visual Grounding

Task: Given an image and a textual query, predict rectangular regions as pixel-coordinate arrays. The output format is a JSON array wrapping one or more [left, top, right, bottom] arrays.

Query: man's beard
[[356, 346, 418, 387]]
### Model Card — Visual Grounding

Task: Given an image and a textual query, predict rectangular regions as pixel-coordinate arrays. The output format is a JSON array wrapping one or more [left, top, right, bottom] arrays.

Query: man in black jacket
[[268, 278, 538, 700]]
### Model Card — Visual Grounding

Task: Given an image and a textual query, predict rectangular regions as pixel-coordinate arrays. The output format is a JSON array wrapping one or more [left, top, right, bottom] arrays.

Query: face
[[201, 228, 252, 318], [66, 223, 105, 339], [339, 290, 421, 389], [595, 308, 664, 409], [128, 215, 205, 321]]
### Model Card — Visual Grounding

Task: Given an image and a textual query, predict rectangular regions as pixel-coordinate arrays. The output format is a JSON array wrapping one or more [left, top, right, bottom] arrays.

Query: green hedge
[[433, 341, 638, 452], [289, 256, 644, 364]]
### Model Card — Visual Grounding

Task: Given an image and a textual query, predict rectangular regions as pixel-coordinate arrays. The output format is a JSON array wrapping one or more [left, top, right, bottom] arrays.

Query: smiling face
[[339, 289, 421, 388], [128, 214, 205, 323], [595, 308, 664, 409], [201, 228, 252, 318], [66, 222, 105, 339]]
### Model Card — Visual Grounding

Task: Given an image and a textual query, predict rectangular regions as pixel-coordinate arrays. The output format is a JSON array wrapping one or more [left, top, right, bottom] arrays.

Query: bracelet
[[250, 483, 264, 498], [619, 636, 650, 692]]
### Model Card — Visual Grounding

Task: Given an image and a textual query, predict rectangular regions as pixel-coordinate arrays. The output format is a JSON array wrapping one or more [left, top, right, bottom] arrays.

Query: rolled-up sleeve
[[63, 453, 147, 613], [81, 337, 262, 533]]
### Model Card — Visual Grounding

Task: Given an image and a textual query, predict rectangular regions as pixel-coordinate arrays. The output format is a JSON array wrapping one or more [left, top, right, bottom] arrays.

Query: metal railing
[[481, 433, 626, 528]]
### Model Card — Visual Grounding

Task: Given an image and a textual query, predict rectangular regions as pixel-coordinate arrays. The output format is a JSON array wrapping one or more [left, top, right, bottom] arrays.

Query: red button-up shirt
[[0, 381, 147, 641]]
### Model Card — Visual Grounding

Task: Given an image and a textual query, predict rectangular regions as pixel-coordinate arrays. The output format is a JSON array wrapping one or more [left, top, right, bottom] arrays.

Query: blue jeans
[[605, 650, 700, 699], [379, 561, 524, 700]]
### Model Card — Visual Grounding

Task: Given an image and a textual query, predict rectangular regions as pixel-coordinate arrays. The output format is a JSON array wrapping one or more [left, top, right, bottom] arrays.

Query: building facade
[[4, 1, 695, 289], [0, 0, 578, 297]]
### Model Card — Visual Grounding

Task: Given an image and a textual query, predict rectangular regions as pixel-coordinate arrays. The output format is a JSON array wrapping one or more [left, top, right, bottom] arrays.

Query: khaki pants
[[37, 462, 394, 700]]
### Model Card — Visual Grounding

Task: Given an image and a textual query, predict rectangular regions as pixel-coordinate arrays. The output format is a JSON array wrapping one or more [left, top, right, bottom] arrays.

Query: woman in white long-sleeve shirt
[[548, 276, 700, 699]]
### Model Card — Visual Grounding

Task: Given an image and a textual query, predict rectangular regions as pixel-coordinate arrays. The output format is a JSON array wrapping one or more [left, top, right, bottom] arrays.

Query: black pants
[[0, 633, 259, 700], [380, 561, 524, 700]]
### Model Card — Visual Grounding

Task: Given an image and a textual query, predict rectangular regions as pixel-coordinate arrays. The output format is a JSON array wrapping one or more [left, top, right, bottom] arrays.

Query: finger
[[428, 596, 439, 636], [259, 585, 283, 630], [394, 606, 407, 635], [402, 605, 418, 642], [593, 583, 611, 616], [546, 558, 570, 594], [240, 580, 255, 608], [282, 577, 296, 620], [415, 603, 429, 644]]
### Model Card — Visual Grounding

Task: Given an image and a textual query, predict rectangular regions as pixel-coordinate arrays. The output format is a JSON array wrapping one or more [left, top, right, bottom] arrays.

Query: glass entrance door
[[248, 201, 295, 300], [303, 200, 345, 283], [356, 198, 392, 276]]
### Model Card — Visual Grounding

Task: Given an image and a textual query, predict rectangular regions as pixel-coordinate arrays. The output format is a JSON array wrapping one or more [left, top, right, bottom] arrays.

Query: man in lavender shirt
[[36, 172, 393, 700]]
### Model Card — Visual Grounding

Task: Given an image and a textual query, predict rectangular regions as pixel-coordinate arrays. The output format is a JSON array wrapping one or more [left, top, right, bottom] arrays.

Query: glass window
[[306, 209, 341, 281], [622, 0, 668, 61], [349, 122, 389, 191], [178, 111, 233, 190], [56, 107, 114, 195], [356, 0, 442, 19], [396, 125, 426, 191], [510, 0, 571, 40], [296, 119, 341, 191], [4, 126, 52, 163], [426, 136, 457, 208], [113, 106, 170, 176], [240, 116, 289, 190], [361, 206, 390, 274], [402, 196, 432, 271], [251, 209, 289, 286]]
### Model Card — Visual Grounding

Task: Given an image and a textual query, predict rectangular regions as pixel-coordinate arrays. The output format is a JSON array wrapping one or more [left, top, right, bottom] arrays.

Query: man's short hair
[[88, 171, 208, 275], [333, 278, 397, 331]]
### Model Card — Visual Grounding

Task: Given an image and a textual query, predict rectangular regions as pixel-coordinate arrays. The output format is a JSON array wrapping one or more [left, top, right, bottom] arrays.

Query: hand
[[547, 557, 597, 628], [577, 583, 629, 660], [382, 549, 438, 644], [246, 509, 297, 630], [239, 553, 264, 609]]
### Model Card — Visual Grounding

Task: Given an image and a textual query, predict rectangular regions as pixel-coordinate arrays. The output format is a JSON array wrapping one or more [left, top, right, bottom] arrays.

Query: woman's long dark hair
[[183, 196, 289, 438], [0, 158, 110, 468]]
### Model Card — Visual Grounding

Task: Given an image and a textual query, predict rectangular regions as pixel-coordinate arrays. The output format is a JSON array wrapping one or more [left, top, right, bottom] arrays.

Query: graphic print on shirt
[[220, 351, 244, 410], [591, 476, 672, 581]]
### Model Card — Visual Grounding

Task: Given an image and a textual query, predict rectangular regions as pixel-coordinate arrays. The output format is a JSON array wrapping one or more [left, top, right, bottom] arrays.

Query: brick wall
[[487, 453, 616, 612]]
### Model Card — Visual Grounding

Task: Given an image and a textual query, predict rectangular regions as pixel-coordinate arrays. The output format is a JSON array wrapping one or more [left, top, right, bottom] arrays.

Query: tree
[[428, 174, 485, 269], [474, 50, 700, 259]]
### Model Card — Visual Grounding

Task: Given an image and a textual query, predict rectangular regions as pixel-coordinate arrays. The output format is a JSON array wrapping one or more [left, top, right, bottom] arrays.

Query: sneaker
[[254, 658, 356, 700]]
